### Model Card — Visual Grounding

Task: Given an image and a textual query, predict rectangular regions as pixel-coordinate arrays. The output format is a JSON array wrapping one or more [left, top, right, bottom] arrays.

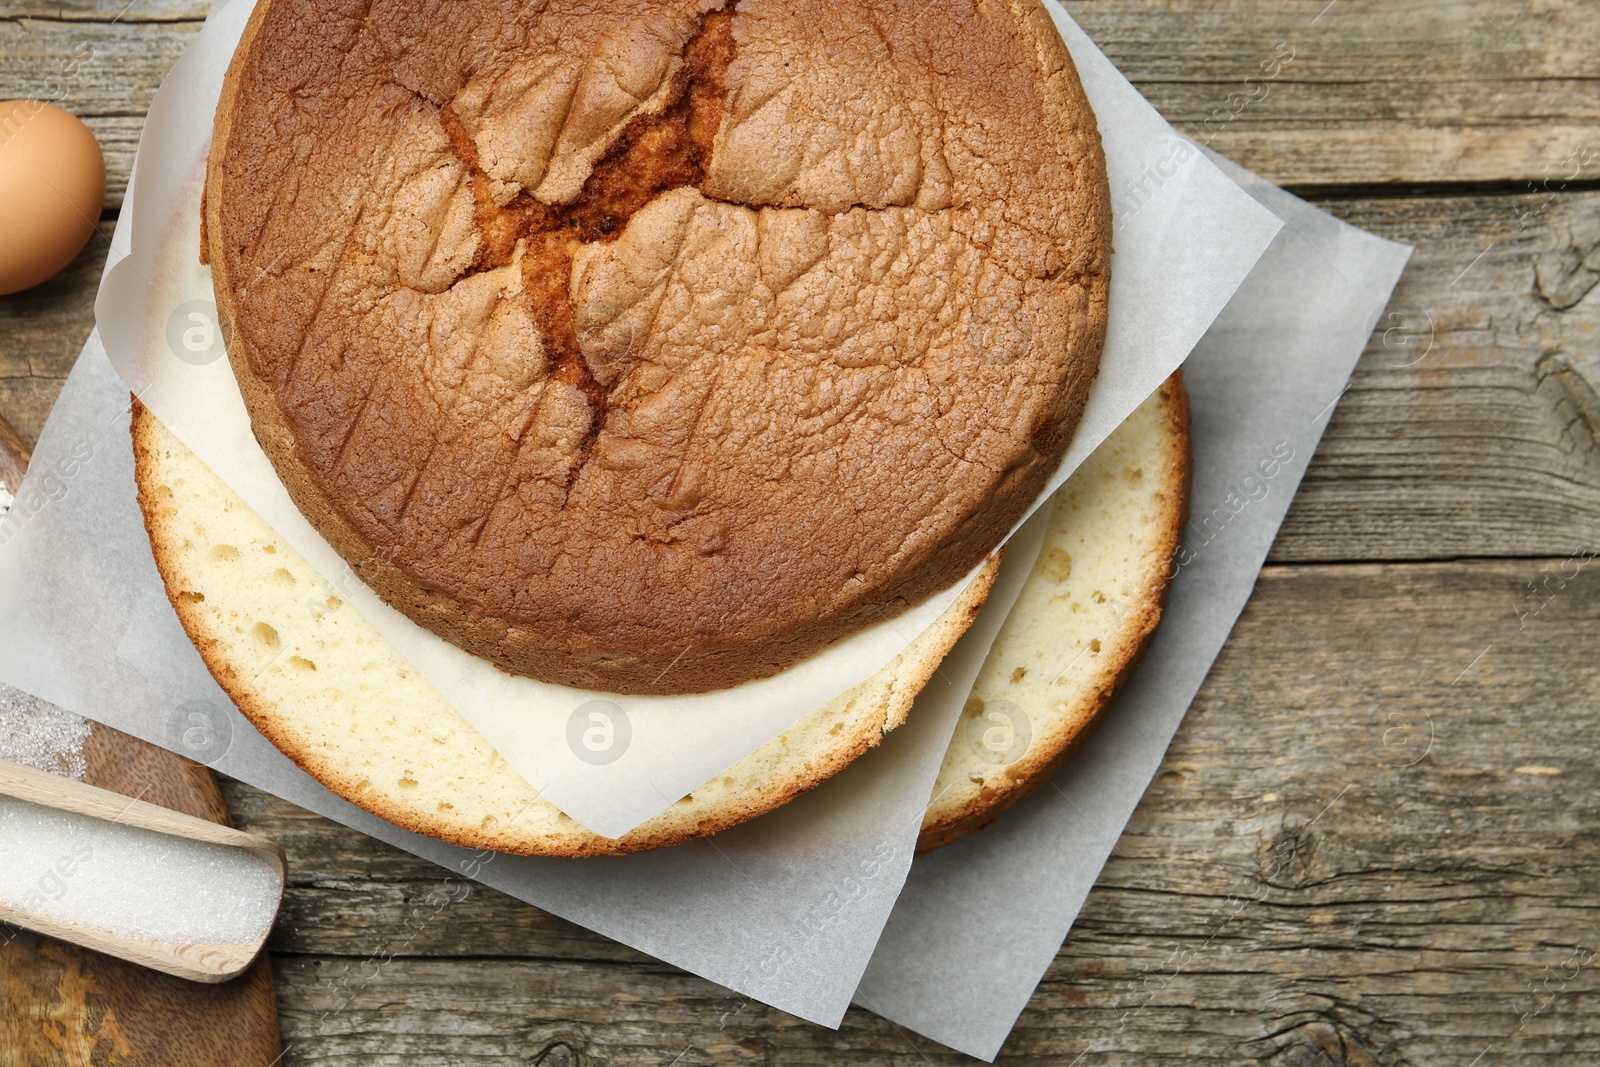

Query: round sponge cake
[[207, 0, 1111, 695], [133, 376, 1187, 857]]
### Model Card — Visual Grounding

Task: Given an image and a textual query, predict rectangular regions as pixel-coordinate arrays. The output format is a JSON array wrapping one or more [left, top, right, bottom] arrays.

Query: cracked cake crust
[[208, 0, 1110, 695]]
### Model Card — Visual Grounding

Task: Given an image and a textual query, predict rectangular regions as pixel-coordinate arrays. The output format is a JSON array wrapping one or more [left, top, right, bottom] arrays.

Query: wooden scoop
[[0, 758, 286, 982], [0, 758, 284, 985]]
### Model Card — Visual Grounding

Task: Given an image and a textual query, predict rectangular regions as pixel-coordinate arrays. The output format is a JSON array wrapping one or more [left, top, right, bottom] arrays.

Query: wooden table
[[4, 1, 1598, 1061]]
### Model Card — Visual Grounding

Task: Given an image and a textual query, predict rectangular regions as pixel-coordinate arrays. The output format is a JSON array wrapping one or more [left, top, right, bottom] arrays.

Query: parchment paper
[[853, 155, 1413, 1060], [93, 0, 1280, 836]]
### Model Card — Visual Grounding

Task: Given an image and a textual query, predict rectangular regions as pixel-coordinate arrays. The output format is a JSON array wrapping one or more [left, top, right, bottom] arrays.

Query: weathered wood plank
[[1, 0, 1598, 204], [218, 558, 1600, 1064], [1274, 188, 1600, 561], [2, 1, 207, 20], [1069, 0, 1600, 187]]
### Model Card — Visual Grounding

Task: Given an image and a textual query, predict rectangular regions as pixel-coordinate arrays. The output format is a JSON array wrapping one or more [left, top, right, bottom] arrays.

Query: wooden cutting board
[[0, 414, 282, 1067]]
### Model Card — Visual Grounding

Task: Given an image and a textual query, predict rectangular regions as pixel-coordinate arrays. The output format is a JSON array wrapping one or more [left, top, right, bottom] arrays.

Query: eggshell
[[0, 100, 107, 296]]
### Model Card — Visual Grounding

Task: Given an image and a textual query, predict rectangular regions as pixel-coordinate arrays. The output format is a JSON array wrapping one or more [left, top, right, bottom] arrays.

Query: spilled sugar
[[0, 794, 282, 946], [0, 685, 92, 780]]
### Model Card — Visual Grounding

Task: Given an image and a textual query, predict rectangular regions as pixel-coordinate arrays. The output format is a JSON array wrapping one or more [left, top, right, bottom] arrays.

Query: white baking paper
[[853, 155, 1413, 1060], [92, 0, 1280, 836]]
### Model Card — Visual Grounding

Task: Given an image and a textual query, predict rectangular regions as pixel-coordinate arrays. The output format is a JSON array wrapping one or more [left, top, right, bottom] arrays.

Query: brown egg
[[0, 100, 106, 296]]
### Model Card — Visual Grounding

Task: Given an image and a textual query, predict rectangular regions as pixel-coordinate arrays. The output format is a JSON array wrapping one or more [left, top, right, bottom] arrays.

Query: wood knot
[[1534, 352, 1600, 475], [527, 1028, 591, 1066], [1533, 223, 1600, 311], [1266, 1019, 1383, 1067], [1261, 819, 1317, 887]]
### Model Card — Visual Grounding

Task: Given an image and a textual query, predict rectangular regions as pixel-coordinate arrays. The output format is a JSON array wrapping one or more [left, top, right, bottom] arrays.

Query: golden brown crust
[[915, 372, 1192, 853], [133, 397, 999, 855], [208, 0, 1109, 695]]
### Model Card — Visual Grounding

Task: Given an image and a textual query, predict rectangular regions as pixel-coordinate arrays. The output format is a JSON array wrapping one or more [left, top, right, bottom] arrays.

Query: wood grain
[[213, 559, 1599, 1064], [1274, 188, 1600, 562], [0, 411, 28, 497], [0, 399, 278, 1062], [1067, 0, 1600, 187]]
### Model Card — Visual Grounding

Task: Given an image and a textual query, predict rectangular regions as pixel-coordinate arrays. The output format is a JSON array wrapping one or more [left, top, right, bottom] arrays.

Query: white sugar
[[0, 795, 282, 947], [0, 686, 91, 780]]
